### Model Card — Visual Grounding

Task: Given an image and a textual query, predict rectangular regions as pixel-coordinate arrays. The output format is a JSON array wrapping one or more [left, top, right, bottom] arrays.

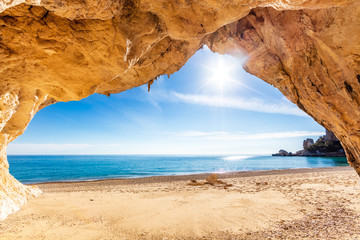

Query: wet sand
[[1, 167, 360, 239]]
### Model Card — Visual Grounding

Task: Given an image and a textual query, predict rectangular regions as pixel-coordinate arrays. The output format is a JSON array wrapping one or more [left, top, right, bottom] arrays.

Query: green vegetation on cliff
[[305, 136, 343, 153]]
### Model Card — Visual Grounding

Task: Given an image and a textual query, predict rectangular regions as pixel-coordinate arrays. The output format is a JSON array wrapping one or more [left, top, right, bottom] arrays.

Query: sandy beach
[[1, 167, 360, 239]]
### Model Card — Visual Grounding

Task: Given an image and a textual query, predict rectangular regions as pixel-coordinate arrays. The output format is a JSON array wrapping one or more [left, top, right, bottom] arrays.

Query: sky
[[8, 46, 325, 155]]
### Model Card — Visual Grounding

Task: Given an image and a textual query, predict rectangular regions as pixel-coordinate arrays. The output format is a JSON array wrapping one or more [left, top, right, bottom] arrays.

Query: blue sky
[[8, 47, 324, 155]]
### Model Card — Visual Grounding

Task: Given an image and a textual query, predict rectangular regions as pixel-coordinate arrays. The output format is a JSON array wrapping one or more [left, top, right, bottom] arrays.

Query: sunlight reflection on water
[[222, 155, 250, 161]]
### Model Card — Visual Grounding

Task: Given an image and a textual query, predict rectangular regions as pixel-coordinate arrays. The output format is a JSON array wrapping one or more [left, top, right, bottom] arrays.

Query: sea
[[8, 155, 348, 184]]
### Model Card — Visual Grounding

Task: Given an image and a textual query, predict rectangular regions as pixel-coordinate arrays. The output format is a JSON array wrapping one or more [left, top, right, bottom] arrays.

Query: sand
[[1, 167, 360, 239]]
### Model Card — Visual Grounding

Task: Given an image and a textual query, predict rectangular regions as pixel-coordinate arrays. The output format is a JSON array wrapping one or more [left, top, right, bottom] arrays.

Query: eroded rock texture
[[0, 0, 359, 219]]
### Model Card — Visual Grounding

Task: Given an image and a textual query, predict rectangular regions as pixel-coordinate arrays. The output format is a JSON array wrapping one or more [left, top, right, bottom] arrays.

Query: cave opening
[[0, 1, 359, 236], [7, 47, 347, 184]]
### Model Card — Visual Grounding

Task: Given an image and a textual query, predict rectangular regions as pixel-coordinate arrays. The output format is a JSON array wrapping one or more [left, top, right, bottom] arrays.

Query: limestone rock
[[0, 0, 359, 219], [277, 131, 345, 157], [325, 129, 338, 142], [272, 149, 292, 156], [303, 138, 315, 149]]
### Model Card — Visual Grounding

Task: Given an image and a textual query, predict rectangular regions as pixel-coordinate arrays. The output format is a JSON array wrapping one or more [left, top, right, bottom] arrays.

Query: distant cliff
[[273, 130, 345, 157]]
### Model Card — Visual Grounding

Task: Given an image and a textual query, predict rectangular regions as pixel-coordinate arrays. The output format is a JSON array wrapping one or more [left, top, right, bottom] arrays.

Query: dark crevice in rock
[[344, 81, 353, 94], [310, 81, 323, 96], [40, 10, 49, 20]]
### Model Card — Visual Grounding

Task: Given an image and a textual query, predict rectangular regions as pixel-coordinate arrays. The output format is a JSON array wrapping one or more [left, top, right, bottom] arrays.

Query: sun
[[199, 53, 257, 96], [210, 58, 233, 91], [200, 54, 240, 94]]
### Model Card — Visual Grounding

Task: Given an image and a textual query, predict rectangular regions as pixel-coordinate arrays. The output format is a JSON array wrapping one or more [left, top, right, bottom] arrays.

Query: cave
[[0, 0, 359, 220]]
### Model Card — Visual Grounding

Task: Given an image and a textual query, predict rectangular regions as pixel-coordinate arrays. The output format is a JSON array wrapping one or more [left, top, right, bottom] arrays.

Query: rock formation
[[273, 130, 345, 157], [272, 149, 293, 156], [325, 129, 338, 142], [303, 138, 315, 150], [0, 0, 359, 219]]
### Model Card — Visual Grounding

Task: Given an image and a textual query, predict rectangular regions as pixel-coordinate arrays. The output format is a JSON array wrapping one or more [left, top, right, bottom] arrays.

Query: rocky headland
[[273, 130, 346, 157]]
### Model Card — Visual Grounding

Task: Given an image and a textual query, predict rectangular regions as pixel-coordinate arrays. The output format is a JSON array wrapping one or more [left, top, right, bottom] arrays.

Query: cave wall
[[207, 6, 360, 172], [0, 0, 359, 219]]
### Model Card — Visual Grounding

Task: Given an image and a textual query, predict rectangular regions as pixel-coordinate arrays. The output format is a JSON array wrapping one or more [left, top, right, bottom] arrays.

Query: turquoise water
[[8, 155, 348, 184]]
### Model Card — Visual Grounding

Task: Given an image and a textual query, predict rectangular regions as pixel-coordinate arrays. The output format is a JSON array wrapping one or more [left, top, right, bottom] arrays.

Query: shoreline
[[33, 166, 353, 186], [272, 154, 345, 157], [3, 165, 360, 239]]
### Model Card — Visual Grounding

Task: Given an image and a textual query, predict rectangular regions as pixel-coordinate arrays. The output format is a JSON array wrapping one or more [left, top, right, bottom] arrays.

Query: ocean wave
[[213, 168, 231, 174]]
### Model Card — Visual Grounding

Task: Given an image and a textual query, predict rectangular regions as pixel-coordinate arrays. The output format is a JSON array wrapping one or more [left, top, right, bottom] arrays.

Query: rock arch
[[0, 0, 359, 220]]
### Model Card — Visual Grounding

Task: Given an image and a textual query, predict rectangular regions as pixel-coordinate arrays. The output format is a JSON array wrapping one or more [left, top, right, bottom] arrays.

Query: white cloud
[[149, 90, 308, 117], [7, 143, 124, 155], [171, 92, 307, 117], [8, 131, 323, 155], [244, 131, 324, 140], [169, 130, 324, 141], [174, 131, 228, 137]]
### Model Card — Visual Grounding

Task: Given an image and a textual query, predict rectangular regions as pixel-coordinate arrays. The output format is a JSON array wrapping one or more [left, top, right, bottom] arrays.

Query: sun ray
[[199, 54, 266, 97]]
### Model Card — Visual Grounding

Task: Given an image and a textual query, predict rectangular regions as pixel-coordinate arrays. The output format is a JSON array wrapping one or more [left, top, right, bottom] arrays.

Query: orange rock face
[[0, 0, 359, 219], [208, 6, 360, 172]]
